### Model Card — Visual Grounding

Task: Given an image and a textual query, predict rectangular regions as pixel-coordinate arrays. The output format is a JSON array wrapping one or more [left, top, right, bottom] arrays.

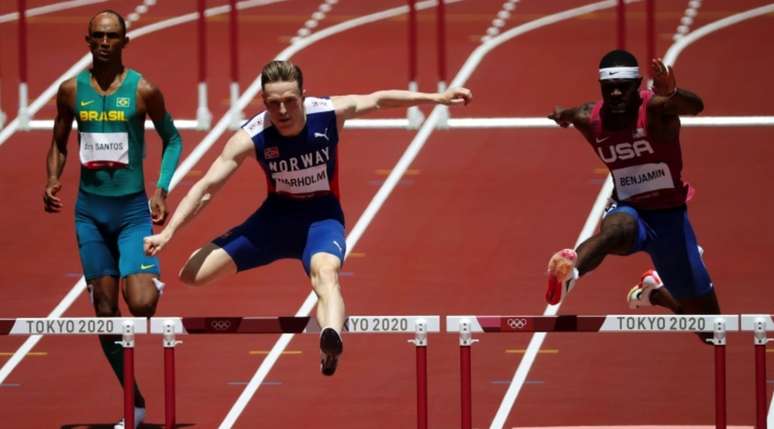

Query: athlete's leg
[[90, 276, 147, 411], [124, 273, 160, 316], [178, 243, 238, 286], [309, 252, 345, 332], [575, 212, 639, 275], [303, 218, 346, 375], [643, 209, 719, 342]]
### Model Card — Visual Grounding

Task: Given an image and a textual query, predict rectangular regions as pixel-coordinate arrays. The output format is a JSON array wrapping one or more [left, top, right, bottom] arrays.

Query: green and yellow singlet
[[75, 68, 147, 196]]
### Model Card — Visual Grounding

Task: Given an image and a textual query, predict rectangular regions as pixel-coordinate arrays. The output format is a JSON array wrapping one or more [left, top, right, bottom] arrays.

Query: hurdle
[[150, 315, 440, 429], [741, 314, 774, 429], [447, 314, 739, 429], [0, 317, 147, 429]]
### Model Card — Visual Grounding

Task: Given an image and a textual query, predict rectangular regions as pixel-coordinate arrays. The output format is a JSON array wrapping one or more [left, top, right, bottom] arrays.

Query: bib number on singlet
[[79, 132, 129, 168], [612, 162, 674, 200], [272, 164, 330, 194]]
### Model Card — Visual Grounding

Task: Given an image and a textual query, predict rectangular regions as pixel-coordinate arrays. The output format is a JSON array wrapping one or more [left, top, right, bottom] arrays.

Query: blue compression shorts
[[75, 190, 160, 280], [213, 194, 346, 275], [604, 202, 713, 299]]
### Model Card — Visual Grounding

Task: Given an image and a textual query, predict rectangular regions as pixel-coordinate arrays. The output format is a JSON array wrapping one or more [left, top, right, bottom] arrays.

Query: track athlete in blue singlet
[[545, 50, 720, 341], [144, 60, 472, 375], [43, 11, 182, 428]]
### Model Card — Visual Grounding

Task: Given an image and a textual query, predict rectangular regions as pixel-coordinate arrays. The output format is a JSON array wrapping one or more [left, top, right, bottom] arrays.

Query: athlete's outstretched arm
[[548, 102, 594, 132], [140, 78, 183, 225], [143, 130, 253, 256], [649, 58, 703, 116], [332, 87, 472, 122], [44, 79, 76, 213]]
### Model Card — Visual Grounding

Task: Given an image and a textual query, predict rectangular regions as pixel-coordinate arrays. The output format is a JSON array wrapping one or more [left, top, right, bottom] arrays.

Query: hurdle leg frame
[[117, 320, 137, 429], [163, 320, 181, 429], [705, 318, 728, 429], [458, 318, 477, 429], [408, 318, 429, 429], [753, 318, 770, 429]]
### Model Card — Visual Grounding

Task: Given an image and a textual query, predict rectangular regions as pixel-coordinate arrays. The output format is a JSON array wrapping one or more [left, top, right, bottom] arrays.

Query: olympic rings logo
[[506, 318, 528, 330], [210, 319, 233, 331]]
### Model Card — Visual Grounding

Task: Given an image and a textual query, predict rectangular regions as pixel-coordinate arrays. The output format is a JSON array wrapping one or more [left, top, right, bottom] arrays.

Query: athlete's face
[[262, 81, 306, 136], [86, 14, 128, 64], [600, 78, 641, 114]]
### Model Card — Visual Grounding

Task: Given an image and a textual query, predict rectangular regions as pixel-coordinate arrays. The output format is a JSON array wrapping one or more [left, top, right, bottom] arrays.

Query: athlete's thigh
[[180, 242, 238, 285], [117, 203, 160, 279], [75, 197, 119, 280], [644, 208, 712, 300], [302, 219, 346, 275], [601, 202, 650, 255]]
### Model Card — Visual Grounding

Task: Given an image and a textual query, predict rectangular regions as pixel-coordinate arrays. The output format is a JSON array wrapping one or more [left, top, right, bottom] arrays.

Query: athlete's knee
[[127, 297, 158, 317], [94, 299, 119, 317], [598, 218, 637, 251], [310, 257, 340, 293]]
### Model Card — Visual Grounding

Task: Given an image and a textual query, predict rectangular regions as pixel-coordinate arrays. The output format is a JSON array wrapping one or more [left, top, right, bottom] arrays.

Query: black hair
[[599, 49, 638, 68], [88, 10, 127, 37]]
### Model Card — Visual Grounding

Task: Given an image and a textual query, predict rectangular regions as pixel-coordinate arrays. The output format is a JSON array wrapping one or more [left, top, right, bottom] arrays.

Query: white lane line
[[664, 3, 774, 66], [217, 1, 465, 427], [492, 3, 774, 429], [0, 0, 110, 24], [0, 0, 288, 147], [0, 0, 288, 385]]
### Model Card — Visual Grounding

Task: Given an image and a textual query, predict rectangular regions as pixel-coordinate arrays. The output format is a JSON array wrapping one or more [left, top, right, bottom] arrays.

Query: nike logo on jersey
[[332, 241, 343, 253], [80, 100, 95, 106], [140, 264, 156, 270], [314, 128, 330, 141], [595, 136, 610, 143]]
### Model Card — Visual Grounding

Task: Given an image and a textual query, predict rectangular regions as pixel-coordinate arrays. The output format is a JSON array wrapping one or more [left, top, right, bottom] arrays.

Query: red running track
[[0, 1, 772, 428]]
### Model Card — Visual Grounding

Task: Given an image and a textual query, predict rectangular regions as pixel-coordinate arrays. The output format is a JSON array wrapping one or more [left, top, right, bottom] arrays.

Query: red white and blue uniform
[[213, 97, 346, 274], [591, 90, 712, 298]]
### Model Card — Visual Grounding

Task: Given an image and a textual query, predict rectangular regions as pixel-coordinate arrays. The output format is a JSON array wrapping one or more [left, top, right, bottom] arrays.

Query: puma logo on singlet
[[314, 128, 330, 141]]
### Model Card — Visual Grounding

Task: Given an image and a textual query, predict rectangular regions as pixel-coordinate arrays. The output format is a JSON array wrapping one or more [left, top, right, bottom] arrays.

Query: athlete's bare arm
[[44, 78, 76, 213], [647, 58, 703, 140], [331, 87, 472, 129], [143, 130, 253, 256], [648, 58, 704, 116], [548, 102, 595, 136]]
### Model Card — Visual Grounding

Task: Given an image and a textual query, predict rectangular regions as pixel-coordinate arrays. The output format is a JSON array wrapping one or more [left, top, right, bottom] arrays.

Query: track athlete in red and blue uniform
[[144, 60, 472, 374], [43, 10, 182, 428], [545, 50, 720, 338]]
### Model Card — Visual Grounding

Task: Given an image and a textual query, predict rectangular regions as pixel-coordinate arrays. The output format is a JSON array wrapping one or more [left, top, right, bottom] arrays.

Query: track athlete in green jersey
[[43, 10, 182, 429]]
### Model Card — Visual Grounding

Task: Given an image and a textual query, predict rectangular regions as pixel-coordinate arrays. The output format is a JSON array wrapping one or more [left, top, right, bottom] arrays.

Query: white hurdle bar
[[150, 315, 440, 429], [0, 317, 147, 429], [447, 315, 739, 429], [19, 115, 774, 132], [741, 314, 774, 429]]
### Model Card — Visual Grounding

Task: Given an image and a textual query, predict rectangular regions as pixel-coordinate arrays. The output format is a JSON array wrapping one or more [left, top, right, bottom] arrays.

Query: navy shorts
[[604, 202, 713, 299], [75, 190, 160, 281], [213, 194, 346, 275]]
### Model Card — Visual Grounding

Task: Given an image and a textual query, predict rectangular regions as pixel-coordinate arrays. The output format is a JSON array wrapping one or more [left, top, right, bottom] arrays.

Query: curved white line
[[0, 0, 110, 24], [217, 1, 464, 427], [0, 0, 287, 147], [0, 0, 288, 385], [664, 3, 774, 66], [492, 3, 774, 429]]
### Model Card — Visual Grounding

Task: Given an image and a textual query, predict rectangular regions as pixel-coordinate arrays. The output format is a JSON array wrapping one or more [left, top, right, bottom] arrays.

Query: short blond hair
[[261, 60, 304, 93]]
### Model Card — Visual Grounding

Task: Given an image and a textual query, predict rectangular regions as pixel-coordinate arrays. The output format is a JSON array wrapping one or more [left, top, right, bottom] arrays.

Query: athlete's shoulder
[[242, 111, 271, 138], [305, 97, 334, 114]]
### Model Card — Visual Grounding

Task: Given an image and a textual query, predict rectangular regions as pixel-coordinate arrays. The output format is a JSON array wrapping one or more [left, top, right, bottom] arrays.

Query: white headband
[[599, 66, 641, 80]]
